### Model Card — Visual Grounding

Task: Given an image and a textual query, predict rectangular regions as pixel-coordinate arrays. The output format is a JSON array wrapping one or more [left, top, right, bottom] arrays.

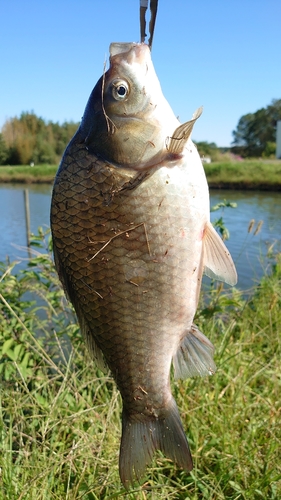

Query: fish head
[[80, 43, 179, 169]]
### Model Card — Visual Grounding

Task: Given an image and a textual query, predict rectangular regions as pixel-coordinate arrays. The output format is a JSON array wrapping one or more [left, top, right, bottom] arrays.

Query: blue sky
[[0, 0, 280, 146]]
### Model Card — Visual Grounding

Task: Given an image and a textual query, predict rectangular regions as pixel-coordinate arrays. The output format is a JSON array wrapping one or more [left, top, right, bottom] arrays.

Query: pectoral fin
[[167, 107, 203, 155], [203, 222, 238, 286]]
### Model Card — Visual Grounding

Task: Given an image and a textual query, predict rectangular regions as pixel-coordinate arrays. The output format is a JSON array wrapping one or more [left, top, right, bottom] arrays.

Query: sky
[[0, 0, 280, 147]]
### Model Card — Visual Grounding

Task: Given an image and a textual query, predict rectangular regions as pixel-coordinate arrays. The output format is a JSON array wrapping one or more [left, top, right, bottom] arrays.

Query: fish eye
[[112, 80, 129, 100]]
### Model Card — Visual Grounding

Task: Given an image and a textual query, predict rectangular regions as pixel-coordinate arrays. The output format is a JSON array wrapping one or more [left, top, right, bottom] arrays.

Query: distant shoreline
[[208, 182, 281, 191], [0, 160, 281, 190]]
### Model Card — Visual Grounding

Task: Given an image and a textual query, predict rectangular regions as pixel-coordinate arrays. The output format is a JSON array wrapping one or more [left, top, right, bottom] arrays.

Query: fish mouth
[[109, 42, 150, 65]]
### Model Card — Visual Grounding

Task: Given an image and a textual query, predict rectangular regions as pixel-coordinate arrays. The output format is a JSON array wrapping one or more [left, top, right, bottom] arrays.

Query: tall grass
[[0, 230, 280, 499]]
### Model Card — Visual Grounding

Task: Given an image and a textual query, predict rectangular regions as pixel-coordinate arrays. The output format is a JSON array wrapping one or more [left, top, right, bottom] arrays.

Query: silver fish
[[50, 42, 237, 487]]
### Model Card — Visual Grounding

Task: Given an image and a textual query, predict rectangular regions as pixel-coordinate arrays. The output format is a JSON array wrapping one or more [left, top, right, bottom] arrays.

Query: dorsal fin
[[203, 221, 238, 286], [167, 106, 203, 155]]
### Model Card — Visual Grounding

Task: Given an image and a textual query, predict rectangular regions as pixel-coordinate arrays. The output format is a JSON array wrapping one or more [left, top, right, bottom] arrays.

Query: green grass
[[1, 160, 281, 189], [0, 230, 281, 499], [0, 165, 58, 183], [204, 160, 281, 190]]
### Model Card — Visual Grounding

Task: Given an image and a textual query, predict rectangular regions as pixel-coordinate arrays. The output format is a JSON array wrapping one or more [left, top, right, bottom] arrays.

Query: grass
[[1, 160, 281, 189], [204, 160, 281, 190], [0, 230, 281, 499], [0, 165, 58, 183]]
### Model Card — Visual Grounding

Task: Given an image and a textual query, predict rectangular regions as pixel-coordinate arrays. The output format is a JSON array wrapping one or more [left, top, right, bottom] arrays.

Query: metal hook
[[140, 0, 158, 49]]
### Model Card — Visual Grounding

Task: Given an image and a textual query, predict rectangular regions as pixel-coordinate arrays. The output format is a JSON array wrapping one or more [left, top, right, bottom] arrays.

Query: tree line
[[0, 99, 280, 165], [231, 98, 281, 157], [0, 112, 79, 165], [196, 99, 281, 159]]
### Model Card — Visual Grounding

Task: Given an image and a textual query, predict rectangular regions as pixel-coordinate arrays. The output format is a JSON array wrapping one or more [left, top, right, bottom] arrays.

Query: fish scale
[[53, 144, 196, 366], [51, 42, 237, 487]]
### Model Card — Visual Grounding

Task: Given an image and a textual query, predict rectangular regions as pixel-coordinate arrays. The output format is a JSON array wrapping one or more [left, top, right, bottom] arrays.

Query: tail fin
[[119, 398, 193, 488]]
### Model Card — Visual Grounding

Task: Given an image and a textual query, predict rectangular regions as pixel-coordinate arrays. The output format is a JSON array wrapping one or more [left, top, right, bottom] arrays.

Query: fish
[[50, 42, 237, 488]]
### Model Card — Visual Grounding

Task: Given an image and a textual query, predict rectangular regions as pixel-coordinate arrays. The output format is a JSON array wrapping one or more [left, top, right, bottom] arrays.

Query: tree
[[0, 134, 8, 165], [195, 141, 218, 157], [194, 141, 227, 161], [232, 99, 281, 157], [1, 112, 79, 165]]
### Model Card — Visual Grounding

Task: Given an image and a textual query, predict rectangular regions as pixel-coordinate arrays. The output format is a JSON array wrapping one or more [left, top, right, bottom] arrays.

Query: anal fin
[[173, 324, 216, 379]]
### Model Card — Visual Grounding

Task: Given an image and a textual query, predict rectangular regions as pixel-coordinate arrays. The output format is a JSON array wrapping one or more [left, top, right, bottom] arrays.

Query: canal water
[[0, 183, 280, 291]]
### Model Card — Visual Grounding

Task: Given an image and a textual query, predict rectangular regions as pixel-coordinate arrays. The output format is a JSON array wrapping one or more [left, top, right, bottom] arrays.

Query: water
[[0, 183, 281, 290], [0, 183, 52, 265], [210, 190, 281, 290]]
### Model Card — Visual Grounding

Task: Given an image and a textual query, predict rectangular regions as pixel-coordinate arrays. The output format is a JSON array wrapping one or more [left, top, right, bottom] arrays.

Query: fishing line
[[139, 0, 158, 49]]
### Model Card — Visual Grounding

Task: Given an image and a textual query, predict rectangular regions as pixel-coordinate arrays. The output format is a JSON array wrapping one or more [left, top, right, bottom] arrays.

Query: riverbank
[[1, 160, 281, 189], [0, 164, 57, 183], [205, 159, 281, 190]]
